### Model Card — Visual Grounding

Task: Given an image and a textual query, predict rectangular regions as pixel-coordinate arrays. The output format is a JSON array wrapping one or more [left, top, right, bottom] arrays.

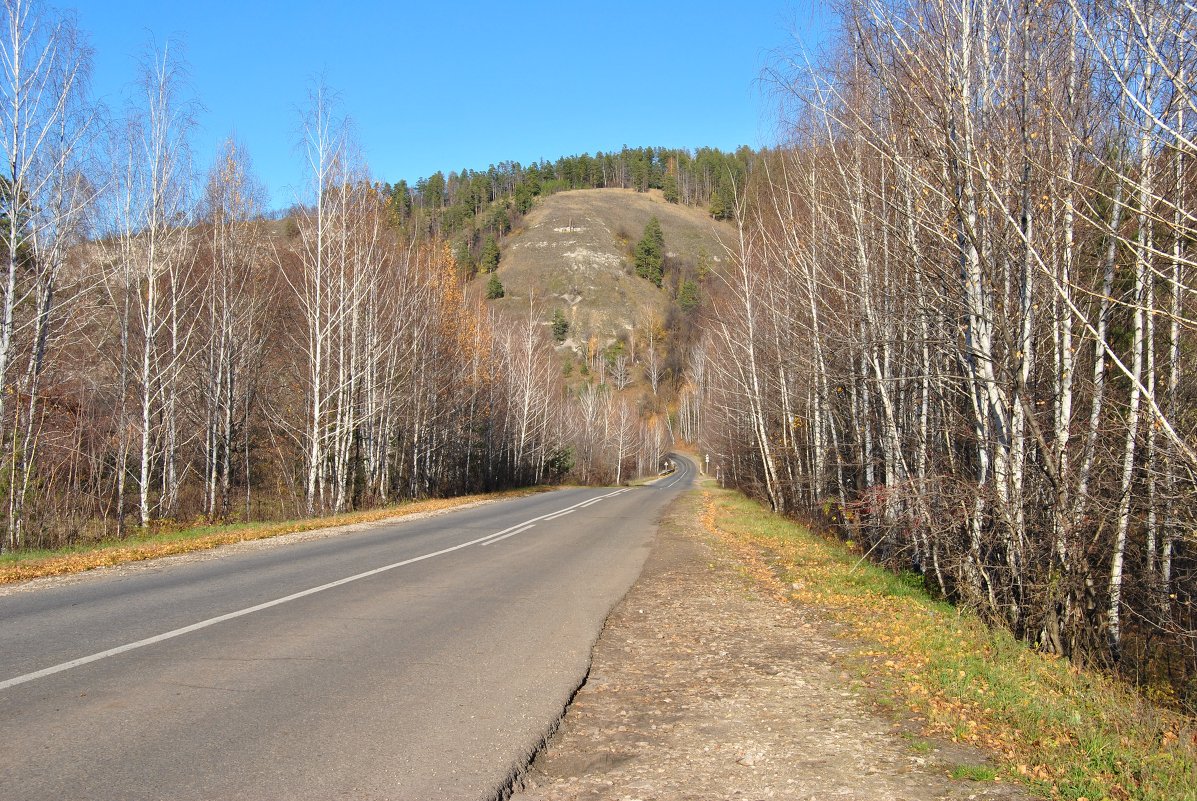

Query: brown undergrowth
[[701, 487, 1197, 801], [0, 489, 542, 585]]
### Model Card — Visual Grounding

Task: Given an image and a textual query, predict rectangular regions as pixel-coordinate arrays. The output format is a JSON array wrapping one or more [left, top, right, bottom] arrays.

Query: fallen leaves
[[699, 487, 1197, 801]]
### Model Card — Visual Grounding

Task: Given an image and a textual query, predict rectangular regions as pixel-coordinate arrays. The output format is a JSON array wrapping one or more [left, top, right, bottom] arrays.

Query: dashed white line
[[476, 521, 533, 544]]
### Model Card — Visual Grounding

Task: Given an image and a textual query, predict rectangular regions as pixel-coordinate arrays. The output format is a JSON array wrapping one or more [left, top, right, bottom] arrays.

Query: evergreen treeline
[[381, 146, 755, 275]]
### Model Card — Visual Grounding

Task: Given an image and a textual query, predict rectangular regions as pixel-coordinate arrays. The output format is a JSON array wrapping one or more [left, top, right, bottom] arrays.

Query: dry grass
[[0, 489, 542, 585], [480, 188, 733, 353], [701, 487, 1197, 801]]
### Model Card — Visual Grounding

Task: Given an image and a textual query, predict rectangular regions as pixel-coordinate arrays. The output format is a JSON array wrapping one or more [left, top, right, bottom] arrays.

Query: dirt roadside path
[[511, 491, 1032, 801]]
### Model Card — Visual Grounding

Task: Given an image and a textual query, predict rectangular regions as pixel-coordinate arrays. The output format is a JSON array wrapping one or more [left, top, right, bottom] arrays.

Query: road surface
[[0, 456, 696, 801]]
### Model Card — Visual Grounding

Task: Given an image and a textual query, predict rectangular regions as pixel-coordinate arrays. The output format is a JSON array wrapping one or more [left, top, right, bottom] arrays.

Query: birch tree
[[0, 0, 96, 547], [706, 0, 1197, 690]]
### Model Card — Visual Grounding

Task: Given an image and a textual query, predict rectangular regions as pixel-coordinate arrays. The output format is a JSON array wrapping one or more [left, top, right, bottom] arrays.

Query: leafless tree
[[0, 0, 96, 547], [706, 0, 1197, 694], [610, 353, 631, 391]]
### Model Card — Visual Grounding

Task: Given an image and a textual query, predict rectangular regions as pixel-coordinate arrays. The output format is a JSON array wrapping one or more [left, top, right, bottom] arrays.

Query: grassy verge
[[700, 487, 1196, 801], [0, 489, 542, 585]]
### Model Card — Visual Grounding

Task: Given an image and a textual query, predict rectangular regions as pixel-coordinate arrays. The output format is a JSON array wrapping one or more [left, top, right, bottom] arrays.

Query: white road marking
[[475, 488, 624, 546], [475, 520, 534, 543], [542, 509, 575, 521], [482, 524, 535, 546], [0, 488, 636, 692], [651, 466, 689, 489]]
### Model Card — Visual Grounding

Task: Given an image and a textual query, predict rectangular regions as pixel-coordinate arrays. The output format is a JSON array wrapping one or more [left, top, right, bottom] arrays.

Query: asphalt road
[[0, 456, 696, 801]]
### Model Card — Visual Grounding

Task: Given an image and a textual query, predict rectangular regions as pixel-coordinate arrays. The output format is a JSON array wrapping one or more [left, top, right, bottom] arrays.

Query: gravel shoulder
[[512, 490, 1033, 801]]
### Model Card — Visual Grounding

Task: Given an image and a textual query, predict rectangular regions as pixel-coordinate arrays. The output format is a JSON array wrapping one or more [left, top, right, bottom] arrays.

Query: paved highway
[[0, 456, 696, 801]]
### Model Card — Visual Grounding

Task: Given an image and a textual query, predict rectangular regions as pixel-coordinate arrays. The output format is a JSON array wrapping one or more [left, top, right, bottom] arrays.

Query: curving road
[[0, 456, 696, 801]]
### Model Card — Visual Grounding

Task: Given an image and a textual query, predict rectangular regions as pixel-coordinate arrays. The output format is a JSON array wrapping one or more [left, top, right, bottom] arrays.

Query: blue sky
[[68, 1, 832, 210]]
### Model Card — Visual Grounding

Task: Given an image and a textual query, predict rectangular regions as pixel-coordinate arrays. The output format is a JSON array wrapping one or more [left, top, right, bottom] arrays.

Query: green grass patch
[[951, 764, 998, 782], [907, 737, 935, 754], [702, 488, 1197, 801], [952, 761, 1000, 780]]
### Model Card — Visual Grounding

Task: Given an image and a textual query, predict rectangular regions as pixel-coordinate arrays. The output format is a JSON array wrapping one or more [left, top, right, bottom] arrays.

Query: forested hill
[[377, 145, 755, 277]]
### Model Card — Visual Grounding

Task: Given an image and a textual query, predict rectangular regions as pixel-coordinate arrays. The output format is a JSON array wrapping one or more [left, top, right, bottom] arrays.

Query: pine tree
[[485, 273, 505, 299], [663, 172, 679, 204], [480, 235, 500, 273], [455, 240, 476, 276], [677, 278, 701, 312], [634, 217, 665, 287], [551, 308, 569, 342], [696, 246, 712, 281], [515, 183, 535, 214]]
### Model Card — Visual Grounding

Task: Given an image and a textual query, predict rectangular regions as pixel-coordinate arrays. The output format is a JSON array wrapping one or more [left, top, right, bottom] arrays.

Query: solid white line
[[542, 509, 575, 521], [476, 521, 531, 542], [482, 524, 535, 546], [0, 525, 519, 692], [1, 489, 637, 692], [648, 464, 692, 489]]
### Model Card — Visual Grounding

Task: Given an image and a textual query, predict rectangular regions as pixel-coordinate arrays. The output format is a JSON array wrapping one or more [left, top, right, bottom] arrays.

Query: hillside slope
[[479, 188, 735, 355]]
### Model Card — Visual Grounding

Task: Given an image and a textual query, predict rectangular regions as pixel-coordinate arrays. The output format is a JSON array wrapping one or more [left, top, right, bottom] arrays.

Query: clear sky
[[67, 1, 832, 210]]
